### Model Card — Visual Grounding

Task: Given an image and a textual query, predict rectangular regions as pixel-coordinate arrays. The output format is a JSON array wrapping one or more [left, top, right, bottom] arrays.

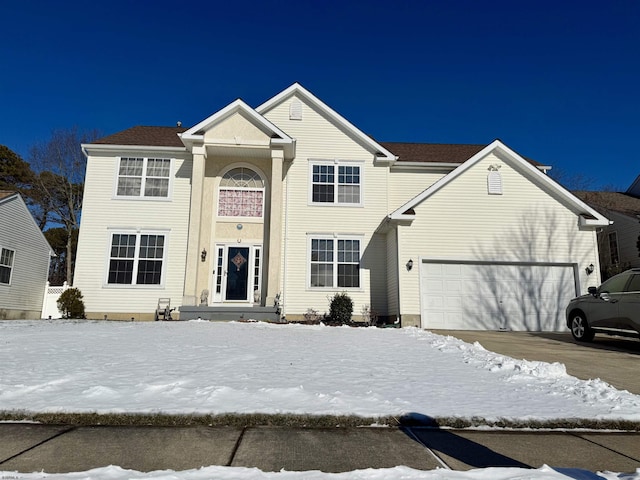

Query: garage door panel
[[420, 262, 576, 331]]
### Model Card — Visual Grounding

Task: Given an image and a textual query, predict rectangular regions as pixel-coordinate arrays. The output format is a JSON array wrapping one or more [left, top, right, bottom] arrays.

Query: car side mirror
[[587, 286, 597, 296]]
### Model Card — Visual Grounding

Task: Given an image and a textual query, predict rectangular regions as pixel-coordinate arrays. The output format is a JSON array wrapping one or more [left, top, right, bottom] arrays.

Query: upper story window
[[116, 157, 171, 198], [0, 247, 15, 285], [107, 232, 166, 286], [218, 167, 265, 218], [310, 161, 362, 205]]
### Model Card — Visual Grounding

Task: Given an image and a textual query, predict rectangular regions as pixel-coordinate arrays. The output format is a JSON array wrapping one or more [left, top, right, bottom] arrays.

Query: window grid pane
[[0, 248, 14, 267], [312, 165, 335, 203], [107, 233, 164, 285], [310, 238, 359, 288], [117, 157, 170, 198], [215, 248, 224, 294], [311, 239, 334, 287], [312, 164, 360, 204], [0, 248, 12, 284], [253, 248, 261, 299]]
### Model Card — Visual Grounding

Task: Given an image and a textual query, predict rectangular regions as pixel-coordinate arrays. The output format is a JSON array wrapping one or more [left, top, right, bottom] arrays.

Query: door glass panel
[[226, 247, 249, 301]]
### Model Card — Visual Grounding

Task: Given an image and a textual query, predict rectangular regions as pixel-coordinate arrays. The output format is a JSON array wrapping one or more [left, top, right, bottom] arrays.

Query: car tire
[[570, 312, 595, 342]]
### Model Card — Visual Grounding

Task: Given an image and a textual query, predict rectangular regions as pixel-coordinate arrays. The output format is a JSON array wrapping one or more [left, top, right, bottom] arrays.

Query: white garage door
[[420, 261, 578, 331]]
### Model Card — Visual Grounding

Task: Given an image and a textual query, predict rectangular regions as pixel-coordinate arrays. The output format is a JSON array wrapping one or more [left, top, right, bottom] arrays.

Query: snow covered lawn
[[2, 320, 640, 479], [1, 320, 639, 422]]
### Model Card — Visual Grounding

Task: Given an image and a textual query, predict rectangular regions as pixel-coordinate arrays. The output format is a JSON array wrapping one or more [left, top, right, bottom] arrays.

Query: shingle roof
[[380, 142, 486, 164], [573, 191, 640, 218], [94, 126, 187, 148], [92, 127, 542, 167]]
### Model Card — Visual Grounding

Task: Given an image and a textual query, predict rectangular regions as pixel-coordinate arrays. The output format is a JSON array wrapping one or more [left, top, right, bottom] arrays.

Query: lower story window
[[0, 248, 15, 285], [107, 232, 166, 285], [310, 236, 360, 288]]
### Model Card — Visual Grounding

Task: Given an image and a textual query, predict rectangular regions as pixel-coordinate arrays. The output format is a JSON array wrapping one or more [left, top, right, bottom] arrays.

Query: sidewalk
[[1, 423, 639, 474]]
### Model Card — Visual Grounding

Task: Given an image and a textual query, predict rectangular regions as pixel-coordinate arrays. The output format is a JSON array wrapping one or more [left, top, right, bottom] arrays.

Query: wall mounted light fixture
[[406, 259, 414, 271], [585, 263, 594, 275], [201, 248, 207, 262]]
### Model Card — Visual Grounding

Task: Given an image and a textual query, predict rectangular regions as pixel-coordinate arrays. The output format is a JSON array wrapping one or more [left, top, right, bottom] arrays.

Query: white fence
[[41, 282, 69, 319]]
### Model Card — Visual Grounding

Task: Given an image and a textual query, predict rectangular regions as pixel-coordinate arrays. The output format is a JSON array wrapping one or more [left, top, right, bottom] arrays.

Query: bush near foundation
[[57, 288, 86, 319], [326, 292, 353, 325]]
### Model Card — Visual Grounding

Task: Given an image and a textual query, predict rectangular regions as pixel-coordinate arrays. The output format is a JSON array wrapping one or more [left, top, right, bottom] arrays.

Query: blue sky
[[2, 0, 638, 190]]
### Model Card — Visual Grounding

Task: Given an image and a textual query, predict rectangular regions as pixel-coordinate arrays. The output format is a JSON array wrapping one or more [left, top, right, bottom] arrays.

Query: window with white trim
[[218, 167, 265, 217], [107, 232, 166, 285], [310, 162, 361, 205], [116, 157, 171, 198], [309, 236, 360, 288], [0, 247, 15, 285]]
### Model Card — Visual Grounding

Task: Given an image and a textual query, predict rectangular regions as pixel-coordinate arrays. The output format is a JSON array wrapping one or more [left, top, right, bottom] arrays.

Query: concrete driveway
[[433, 330, 640, 394]]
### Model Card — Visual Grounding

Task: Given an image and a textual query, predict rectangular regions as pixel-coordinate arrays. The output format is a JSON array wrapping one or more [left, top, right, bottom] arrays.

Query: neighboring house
[[0, 191, 54, 319], [627, 174, 640, 198], [74, 83, 609, 331], [573, 188, 640, 279]]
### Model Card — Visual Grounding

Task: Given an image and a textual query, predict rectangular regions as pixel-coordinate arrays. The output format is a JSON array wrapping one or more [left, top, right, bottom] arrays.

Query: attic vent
[[290, 99, 302, 120], [487, 169, 503, 195]]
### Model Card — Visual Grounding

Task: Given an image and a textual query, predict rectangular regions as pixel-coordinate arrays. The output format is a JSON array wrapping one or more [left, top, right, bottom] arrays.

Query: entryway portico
[[178, 99, 295, 318]]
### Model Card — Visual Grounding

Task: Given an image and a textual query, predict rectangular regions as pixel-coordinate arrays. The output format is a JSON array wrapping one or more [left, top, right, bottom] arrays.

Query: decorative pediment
[[179, 99, 295, 159]]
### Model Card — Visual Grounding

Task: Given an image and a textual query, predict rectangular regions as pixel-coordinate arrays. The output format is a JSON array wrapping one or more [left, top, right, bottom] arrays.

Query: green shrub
[[327, 292, 353, 325], [57, 288, 86, 319]]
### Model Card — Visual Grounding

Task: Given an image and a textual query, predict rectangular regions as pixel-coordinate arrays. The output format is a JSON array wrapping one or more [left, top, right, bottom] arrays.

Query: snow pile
[[1, 320, 639, 422], [1, 465, 639, 479]]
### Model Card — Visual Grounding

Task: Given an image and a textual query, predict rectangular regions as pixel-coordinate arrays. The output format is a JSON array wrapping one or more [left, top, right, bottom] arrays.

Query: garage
[[420, 261, 578, 331]]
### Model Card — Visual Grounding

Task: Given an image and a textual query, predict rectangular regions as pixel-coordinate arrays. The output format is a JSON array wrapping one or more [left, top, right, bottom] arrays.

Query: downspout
[[395, 224, 402, 325]]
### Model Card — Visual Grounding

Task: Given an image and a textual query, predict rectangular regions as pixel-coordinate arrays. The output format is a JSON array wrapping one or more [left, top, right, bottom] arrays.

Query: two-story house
[[74, 83, 609, 331]]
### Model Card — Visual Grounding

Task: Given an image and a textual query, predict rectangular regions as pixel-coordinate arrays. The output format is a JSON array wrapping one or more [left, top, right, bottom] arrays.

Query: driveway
[[433, 330, 640, 395]]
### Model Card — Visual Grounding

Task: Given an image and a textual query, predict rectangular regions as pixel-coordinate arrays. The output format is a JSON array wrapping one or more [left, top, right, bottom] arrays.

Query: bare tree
[[29, 128, 100, 284]]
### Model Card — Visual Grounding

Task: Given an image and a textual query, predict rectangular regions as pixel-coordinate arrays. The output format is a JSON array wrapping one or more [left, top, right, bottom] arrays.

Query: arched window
[[218, 167, 265, 218]]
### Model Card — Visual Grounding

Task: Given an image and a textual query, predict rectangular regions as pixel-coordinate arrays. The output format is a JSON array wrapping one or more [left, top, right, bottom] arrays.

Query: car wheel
[[570, 312, 595, 342]]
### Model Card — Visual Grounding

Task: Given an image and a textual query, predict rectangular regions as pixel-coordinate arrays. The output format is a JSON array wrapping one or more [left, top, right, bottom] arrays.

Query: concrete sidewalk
[[0, 423, 639, 474]]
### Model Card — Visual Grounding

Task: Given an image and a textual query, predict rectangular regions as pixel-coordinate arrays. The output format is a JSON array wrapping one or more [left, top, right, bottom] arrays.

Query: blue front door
[[226, 247, 249, 301]]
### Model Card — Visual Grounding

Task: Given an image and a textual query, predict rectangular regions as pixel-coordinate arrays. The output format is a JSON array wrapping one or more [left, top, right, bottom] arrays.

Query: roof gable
[[179, 99, 294, 158], [257, 83, 397, 163], [389, 139, 609, 227], [0, 192, 54, 255]]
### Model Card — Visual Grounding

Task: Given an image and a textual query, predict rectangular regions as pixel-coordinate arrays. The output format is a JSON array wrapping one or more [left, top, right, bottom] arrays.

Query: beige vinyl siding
[[386, 228, 399, 319], [264, 94, 390, 318], [74, 153, 192, 317], [397, 153, 600, 317], [0, 195, 51, 316], [388, 168, 448, 212]]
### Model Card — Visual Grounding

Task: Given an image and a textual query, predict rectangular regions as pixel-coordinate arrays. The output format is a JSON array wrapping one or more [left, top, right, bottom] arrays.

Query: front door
[[212, 244, 262, 304], [226, 246, 250, 301]]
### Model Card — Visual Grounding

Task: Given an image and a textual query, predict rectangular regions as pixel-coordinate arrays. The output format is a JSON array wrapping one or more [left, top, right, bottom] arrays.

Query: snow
[[1, 320, 639, 480], [2, 464, 640, 480]]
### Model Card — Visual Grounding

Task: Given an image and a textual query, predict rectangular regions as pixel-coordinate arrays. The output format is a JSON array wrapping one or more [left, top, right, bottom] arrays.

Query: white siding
[[0, 195, 51, 317], [397, 153, 600, 318], [74, 153, 192, 317], [264, 94, 390, 318]]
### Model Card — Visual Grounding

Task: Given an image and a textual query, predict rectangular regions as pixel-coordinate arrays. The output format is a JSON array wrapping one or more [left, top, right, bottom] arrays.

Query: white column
[[184, 148, 206, 302], [266, 149, 284, 307]]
